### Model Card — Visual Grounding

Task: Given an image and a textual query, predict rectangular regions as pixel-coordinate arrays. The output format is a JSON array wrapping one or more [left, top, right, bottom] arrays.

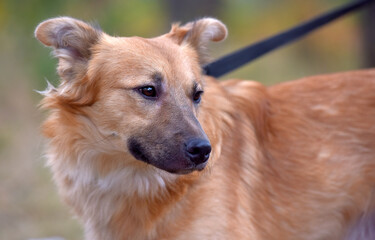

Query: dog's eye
[[193, 91, 203, 103], [139, 86, 157, 98]]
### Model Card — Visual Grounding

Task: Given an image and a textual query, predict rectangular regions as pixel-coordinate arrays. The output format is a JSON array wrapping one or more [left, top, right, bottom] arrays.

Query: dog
[[35, 17, 375, 240]]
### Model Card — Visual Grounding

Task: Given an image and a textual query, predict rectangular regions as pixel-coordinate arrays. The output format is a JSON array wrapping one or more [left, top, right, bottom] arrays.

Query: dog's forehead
[[93, 35, 202, 87]]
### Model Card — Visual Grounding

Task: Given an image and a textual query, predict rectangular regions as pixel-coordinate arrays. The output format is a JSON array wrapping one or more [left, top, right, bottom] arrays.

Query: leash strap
[[203, 0, 375, 78]]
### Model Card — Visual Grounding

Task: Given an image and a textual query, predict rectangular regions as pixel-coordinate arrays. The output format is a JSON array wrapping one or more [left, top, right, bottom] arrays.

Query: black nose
[[185, 139, 211, 165]]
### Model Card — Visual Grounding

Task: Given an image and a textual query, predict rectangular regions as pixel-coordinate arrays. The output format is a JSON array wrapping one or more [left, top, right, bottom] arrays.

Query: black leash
[[203, 0, 375, 78]]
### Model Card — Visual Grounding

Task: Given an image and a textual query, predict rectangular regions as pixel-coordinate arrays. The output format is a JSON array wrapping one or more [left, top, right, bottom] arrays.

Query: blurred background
[[1, 0, 374, 239]]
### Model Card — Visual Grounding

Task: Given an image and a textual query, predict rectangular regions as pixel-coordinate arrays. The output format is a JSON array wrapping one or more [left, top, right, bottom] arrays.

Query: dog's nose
[[185, 139, 211, 165]]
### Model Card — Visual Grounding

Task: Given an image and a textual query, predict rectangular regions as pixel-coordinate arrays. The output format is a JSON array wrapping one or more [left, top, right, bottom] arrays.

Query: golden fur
[[35, 17, 375, 239]]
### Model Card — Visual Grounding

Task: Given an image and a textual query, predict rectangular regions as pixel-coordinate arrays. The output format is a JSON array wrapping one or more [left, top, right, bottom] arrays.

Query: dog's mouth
[[169, 161, 208, 175], [127, 137, 210, 174]]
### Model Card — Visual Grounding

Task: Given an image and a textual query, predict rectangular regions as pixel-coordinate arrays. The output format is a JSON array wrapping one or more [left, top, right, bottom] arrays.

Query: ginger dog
[[35, 17, 375, 239]]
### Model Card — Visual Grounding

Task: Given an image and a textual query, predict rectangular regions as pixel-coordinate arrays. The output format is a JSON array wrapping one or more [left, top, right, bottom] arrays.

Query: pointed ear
[[168, 18, 227, 65], [35, 17, 102, 82]]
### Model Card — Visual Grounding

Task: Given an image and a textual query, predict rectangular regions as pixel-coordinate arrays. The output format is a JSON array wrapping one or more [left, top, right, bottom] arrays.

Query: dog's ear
[[35, 17, 102, 82], [168, 18, 227, 65]]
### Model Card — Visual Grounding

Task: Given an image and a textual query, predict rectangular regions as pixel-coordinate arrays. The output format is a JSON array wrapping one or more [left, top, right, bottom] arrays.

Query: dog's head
[[35, 17, 227, 174]]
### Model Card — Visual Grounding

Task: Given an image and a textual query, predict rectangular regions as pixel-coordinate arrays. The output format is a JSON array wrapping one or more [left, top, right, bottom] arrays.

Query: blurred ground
[[0, 0, 372, 239]]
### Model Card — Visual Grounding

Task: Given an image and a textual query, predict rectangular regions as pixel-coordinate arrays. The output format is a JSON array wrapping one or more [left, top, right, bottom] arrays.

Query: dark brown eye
[[139, 86, 157, 98], [193, 91, 203, 103]]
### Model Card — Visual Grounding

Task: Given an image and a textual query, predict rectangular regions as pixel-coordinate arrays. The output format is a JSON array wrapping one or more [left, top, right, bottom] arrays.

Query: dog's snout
[[185, 139, 211, 165]]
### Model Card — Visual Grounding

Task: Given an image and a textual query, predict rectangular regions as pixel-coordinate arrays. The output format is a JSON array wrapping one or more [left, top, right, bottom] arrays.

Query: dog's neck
[[83, 163, 200, 239]]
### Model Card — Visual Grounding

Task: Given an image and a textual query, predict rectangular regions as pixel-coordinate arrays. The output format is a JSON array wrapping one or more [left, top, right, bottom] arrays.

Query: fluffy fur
[[35, 17, 375, 239]]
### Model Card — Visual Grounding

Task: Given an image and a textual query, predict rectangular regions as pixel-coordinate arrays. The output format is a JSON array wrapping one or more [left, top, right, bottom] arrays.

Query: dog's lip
[[173, 169, 195, 175], [195, 161, 208, 171], [170, 161, 208, 175]]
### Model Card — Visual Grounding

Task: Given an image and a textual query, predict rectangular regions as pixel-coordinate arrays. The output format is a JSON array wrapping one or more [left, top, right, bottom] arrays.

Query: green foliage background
[[0, 0, 367, 239]]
